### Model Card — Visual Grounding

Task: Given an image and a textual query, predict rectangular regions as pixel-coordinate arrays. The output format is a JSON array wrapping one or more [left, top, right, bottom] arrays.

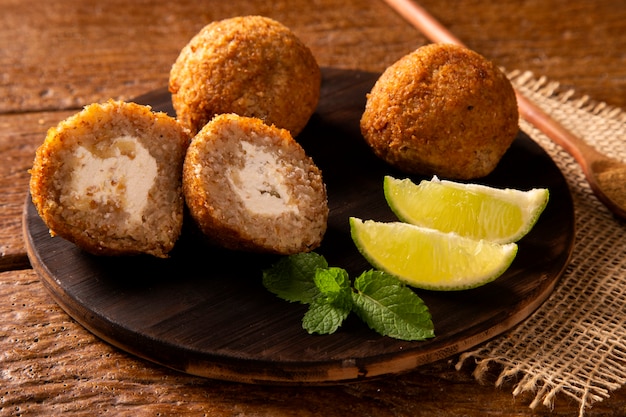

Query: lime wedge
[[384, 176, 549, 244], [350, 218, 518, 291]]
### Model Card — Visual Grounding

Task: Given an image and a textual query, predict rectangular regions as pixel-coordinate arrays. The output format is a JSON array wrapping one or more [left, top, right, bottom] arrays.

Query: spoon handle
[[514, 92, 604, 171], [382, 0, 604, 173]]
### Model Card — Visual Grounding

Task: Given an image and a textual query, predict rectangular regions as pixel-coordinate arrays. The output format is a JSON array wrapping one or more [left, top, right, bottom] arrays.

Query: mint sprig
[[262, 252, 435, 341]]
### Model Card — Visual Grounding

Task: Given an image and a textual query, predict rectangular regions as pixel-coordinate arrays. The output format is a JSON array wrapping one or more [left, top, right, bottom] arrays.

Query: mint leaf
[[303, 267, 353, 335], [352, 270, 435, 341], [314, 267, 351, 304], [303, 299, 351, 335], [262, 252, 328, 304]]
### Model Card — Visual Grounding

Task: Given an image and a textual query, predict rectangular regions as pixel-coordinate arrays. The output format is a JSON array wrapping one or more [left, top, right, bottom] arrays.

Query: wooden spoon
[[383, 0, 626, 220]]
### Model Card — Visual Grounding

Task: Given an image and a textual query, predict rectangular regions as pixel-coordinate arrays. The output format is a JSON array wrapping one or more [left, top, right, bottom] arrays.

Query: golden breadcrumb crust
[[169, 15, 320, 136], [29, 100, 191, 258], [360, 43, 519, 179], [183, 114, 328, 254]]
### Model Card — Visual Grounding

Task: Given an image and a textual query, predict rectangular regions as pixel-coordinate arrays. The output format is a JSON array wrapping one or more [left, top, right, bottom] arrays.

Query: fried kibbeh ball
[[169, 15, 321, 137], [29, 100, 191, 258], [183, 113, 328, 254], [360, 43, 519, 179]]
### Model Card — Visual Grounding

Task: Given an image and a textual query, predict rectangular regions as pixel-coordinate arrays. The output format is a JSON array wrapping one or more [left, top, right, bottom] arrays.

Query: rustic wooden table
[[3, 0, 626, 415]]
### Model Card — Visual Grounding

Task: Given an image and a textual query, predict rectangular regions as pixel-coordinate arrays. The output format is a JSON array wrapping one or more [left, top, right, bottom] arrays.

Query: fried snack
[[169, 15, 320, 136], [360, 43, 519, 179], [29, 100, 190, 258], [183, 114, 328, 254]]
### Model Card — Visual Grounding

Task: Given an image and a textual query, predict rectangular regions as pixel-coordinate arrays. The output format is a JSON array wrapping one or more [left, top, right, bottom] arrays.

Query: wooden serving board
[[23, 68, 575, 385]]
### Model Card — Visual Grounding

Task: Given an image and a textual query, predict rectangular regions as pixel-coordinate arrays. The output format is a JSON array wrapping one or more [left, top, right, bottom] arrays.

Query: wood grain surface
[[3, 0, 626, 415]]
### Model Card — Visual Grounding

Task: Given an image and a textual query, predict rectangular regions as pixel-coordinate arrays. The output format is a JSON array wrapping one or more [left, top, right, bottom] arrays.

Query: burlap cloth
[[457, 70, 626, 416]]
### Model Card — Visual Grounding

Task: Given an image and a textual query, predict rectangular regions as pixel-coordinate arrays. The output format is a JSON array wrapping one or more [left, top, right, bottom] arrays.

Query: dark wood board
[[23, 67, 575, 385]]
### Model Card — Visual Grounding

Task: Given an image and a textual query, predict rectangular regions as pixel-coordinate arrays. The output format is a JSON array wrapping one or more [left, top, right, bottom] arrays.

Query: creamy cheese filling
[[69, 135, 158, 224], [228, 140, 299, 216]]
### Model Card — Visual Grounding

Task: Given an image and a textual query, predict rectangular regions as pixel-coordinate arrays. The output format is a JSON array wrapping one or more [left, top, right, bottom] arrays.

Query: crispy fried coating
[[360, 43, 519, 179], [169, 16, 321, 137]]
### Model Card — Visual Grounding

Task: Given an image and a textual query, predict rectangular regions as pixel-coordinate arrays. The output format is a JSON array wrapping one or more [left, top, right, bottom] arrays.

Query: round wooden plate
[[23, 68, 575, 385]]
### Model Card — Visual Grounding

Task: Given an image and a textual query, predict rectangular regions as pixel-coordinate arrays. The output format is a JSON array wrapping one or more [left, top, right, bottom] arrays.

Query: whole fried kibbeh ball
[[183, 113, 328, 255], [169, 15, 321, 137], [360, 43, 519, 179]]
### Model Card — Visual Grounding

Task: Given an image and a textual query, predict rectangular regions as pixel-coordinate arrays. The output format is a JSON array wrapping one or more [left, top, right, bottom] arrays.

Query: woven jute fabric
[[457, 70, 626, 416]]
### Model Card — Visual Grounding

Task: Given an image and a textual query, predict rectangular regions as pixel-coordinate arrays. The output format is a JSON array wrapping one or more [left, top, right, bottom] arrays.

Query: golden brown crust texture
[[360, 43, 519, 179], [169, 15, 321, 137]]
